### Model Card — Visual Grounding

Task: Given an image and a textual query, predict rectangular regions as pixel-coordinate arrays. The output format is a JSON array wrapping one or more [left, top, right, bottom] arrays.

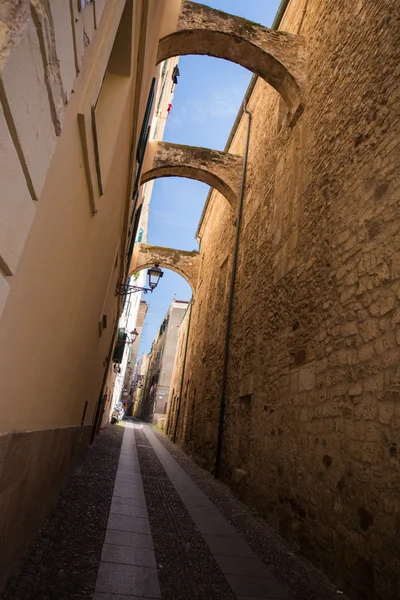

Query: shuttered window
[[112, 328, 127, 364]]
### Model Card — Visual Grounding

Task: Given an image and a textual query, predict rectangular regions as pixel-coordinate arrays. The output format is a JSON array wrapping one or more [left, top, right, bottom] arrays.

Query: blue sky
[[138, 0, 281, 356]]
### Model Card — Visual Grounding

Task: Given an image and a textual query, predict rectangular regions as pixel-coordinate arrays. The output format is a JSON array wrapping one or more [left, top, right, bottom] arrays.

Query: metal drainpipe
[[271, 0, 290, 29], [213, 0, 291, 480], [173, 300, 193, 443], [214, 104, 252, 479]]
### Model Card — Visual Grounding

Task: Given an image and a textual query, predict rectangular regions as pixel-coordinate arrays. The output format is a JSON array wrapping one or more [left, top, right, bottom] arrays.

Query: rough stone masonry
[[166, 1, 400, 599]]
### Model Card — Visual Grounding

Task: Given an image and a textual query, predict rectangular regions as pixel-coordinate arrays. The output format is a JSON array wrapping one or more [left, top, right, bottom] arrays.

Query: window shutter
[[112, 328, 127, 364], [136, 78, 156, 163]]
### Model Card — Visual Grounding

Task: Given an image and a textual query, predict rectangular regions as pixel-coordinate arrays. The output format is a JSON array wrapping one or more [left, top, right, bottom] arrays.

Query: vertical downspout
[[214, 105, 252, 478], [91, 316, 119, 442], [213, 0, 290, 480], [173, 300, 193, 442]]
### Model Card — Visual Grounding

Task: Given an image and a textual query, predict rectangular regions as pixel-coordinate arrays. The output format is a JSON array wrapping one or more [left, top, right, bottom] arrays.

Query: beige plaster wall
[[0, 0, 170, 591], [0, 0, 169, 434]]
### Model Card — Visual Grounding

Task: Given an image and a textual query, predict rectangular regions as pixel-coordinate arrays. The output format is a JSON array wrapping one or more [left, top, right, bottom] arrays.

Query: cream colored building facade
[[103, 53, 179, 422], [0, 0, 181, 591]]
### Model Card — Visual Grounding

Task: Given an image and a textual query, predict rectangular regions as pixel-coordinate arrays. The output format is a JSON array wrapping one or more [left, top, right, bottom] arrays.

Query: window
[[112, 328, 127, 364], [136, 78, 156, 165]]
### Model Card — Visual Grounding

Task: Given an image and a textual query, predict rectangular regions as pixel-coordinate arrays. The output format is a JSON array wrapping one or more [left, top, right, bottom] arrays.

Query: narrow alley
[[3, 422, 346, 600], [1, 0, 399, 598]]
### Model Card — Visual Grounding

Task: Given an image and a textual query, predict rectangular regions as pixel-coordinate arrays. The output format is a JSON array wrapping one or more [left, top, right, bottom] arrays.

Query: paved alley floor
[[3, 421, 347, 600], [94, 422, 346, 600]]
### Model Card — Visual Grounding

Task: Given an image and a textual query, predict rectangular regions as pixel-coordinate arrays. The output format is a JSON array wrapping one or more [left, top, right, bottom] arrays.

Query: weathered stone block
[[374, 333, 395, 356], [340, 321, 358, 337], [353, 399, 377, 421], [369, 291, 396, 317], [349, 382, 363, 397], [391, 255, 400, 281], [359, 319, 380, 342], [363, 374, 384, 393], [378, 402, 394, 425], [358, 342, 375, 362]]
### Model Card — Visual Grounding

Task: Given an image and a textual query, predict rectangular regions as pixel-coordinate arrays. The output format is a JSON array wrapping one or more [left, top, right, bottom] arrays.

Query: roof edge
[[195, 0, 291, 239]]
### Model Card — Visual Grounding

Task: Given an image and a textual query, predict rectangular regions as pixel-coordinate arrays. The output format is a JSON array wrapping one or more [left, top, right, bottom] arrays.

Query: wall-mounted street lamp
[[130, 328, 139, 343], [116, 329, 139, 348], [116, 265, 164, 296]]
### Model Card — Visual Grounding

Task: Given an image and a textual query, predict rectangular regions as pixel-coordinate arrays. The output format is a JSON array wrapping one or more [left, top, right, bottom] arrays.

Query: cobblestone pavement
[[2, 424, 124, 600], [3, 421, 349, 599], [135, 428, 236, 600], [152, 427, 349, 600]]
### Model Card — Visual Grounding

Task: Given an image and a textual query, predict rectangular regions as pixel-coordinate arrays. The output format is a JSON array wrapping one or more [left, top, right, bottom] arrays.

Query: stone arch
[[157, 1, 305, 126], [130, 243, 200, 294], [141, 141, 242, 211]]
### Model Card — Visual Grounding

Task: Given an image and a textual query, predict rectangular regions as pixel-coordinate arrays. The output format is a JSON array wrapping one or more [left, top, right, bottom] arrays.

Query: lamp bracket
[[115, 283, 153, 296]]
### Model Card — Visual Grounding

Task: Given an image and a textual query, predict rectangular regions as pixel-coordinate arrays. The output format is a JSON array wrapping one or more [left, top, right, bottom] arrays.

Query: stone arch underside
[[141, 141, 243, 211], [130, 243, 200, 294], [157, 1, 306, 126]]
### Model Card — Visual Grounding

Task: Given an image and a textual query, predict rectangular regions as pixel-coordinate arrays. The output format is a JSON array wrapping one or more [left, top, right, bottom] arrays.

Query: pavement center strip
[[94, 422, 161, 600], [135, 427, 235, 600], [142, 425, 294, 600]]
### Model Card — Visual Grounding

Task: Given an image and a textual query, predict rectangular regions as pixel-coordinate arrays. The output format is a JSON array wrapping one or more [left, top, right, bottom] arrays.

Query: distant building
[[105, 55, 179, 422], [120, 300, 149, 416], [140, 299, 189, 421], [132, 352, 150, 418]]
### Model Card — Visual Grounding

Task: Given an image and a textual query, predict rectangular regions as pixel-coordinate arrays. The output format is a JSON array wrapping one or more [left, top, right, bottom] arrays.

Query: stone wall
[[168, 1, 400, 598]]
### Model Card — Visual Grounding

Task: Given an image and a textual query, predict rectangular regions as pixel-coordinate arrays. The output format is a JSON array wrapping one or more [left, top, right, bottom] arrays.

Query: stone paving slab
[[236, 597, 292, 600], [110, 502, 148, 517], [95, 562, 161, 597], [112, 495, 147, 507], [101, 543, 156, 568], [93, 594, 159, 600], [107, 513, 151, 534], [104, 529, 154, 549]]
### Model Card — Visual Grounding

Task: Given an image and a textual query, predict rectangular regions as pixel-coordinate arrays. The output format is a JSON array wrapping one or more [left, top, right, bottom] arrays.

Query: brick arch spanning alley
[[141, 142, 243, 212], [130, 243, 200, 295], [158, 1, 306, 126]]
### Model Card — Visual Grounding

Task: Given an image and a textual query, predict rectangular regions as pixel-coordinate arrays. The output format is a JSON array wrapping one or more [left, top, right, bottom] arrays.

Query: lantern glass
[[147, 265, 163, 290]]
